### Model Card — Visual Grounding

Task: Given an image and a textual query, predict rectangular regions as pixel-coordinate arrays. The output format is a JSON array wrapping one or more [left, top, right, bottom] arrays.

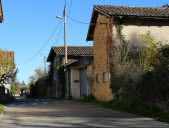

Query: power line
[[68, 0, 72, 17], [54, 20, 64, 44], [17, 19, 63, 66], [66, 15, 90, 24]]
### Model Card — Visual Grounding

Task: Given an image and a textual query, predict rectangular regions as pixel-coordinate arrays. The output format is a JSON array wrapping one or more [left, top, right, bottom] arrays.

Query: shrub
[[110, 31, 169, 111]]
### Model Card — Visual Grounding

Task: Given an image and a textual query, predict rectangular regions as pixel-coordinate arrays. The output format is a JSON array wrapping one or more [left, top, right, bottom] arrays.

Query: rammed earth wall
[[93, 14, 114, 101]]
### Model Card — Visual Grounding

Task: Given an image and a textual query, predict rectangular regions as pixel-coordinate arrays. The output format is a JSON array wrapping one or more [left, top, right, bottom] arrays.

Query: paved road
[[0, 98, 169, 128]]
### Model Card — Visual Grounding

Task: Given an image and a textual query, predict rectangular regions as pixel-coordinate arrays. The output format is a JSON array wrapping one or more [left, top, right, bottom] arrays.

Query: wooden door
[[71, 69, 80, 99], [80, 68, 88, 97]]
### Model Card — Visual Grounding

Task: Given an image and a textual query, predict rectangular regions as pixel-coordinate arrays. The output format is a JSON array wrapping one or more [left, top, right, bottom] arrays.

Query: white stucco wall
[[4, 84, 11, 93], [121, 26, 169, 46]]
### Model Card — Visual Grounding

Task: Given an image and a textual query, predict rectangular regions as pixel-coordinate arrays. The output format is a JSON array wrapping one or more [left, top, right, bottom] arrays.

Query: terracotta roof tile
[[52, 46, 93, 56], [87, 5, 169, 41], [94, 5, 169, 18]]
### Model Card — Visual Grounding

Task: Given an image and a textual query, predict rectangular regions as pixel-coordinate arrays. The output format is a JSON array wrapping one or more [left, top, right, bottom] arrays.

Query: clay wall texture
[[93, 14, 114, 101]]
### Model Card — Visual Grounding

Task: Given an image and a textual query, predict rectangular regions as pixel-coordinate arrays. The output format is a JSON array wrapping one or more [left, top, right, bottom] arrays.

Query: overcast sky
[[0, 0, 168, 84]]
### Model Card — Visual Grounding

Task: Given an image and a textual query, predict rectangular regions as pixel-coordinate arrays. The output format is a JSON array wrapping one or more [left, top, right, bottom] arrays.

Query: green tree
[[0, 49, 15, 85], [11, 81, 19, 96], [139, 31, 162, 71]]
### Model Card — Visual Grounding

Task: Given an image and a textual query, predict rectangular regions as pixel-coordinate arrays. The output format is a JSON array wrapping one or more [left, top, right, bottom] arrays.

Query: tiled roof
[[86, 5, 169, 41], [94, 5, 169, 18], [52, 46, 93, 56], [47, 46, 93, 62]]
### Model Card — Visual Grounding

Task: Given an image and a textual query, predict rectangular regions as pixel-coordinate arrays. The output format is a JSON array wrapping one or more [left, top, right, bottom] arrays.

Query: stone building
[[86, 5, 169, 101], [47, 46, 93, 99]]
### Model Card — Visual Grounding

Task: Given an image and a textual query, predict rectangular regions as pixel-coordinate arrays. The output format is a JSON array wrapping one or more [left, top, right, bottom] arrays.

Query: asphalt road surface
[[0, 97, 169, 128]]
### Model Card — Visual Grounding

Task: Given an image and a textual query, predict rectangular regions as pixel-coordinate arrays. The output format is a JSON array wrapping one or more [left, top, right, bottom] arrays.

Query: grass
[[0, 104, 5, 115], [79, 96, 169, 123]]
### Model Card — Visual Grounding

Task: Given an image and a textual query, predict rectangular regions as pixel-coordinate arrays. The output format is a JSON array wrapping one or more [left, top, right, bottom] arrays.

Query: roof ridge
[[52, 46, 93, 47], [94, 5, 166, 9], [93, 4, 169, 17]]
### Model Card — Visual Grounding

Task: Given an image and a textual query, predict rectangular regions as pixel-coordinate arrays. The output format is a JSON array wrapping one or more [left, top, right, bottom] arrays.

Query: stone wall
[[92, 13, 169, 101], [93, 14, 114, 101]]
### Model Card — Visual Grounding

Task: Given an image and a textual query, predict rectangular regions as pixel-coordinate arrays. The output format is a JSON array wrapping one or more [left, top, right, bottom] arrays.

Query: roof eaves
[[94, 6, 111, 17], [86, 9, 96, 41], [47, 47, 55, 62], [94, 5, 169, 18], [86, 5, 112, 41]]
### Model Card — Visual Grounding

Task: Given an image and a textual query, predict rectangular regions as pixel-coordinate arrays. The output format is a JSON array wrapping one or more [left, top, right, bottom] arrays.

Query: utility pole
[[56, 5, 67, 64], [56, 2, 69, 98], [63, 6, 67, 64], [63, 5, 69, 99]]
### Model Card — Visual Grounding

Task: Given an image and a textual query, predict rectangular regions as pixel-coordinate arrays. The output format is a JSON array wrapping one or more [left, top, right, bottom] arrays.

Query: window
[[103, 71, 110, 82], [96, 74, 100, 83]]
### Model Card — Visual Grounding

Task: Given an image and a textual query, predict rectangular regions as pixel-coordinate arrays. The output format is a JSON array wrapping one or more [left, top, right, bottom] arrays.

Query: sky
[[0, 0, 169, 84]]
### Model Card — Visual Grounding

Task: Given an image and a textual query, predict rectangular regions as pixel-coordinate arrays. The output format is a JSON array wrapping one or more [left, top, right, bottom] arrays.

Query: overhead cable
[[17, 19, 63, 66], [66, 15, 90, 24]]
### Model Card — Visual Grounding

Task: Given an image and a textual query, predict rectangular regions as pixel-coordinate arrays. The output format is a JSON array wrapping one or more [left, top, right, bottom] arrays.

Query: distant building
[[47, 46, 93, 99], [15, 84, 28, 96]]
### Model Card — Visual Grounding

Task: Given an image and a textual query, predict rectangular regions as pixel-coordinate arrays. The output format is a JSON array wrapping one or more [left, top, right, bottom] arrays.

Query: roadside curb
[[0, 106, 6, 120]]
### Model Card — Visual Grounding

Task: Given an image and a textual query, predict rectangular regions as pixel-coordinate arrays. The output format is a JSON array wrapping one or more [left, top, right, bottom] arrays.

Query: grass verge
[[0, 104, 5, 115], [79, 96, 169, 123]]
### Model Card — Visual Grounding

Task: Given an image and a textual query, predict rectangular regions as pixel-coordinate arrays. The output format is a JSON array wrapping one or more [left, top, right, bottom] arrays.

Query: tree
[[34, 68, 44, 81], [11, 80, 19, 96], [28, 67, 50, 98], [0, 49, 15, 85]]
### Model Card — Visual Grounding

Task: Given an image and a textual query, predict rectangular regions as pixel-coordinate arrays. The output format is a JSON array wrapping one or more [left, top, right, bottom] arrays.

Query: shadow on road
[[0, 99, 169, 128]]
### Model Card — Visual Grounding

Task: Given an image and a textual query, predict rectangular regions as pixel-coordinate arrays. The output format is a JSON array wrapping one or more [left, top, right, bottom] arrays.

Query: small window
[[103, 71, 110, 82], [96, 74, 100, 83]]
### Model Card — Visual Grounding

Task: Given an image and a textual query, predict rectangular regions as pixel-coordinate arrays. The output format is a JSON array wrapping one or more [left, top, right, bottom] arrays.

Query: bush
[[110, 31, 169, 111], [134, 45, 169, 111]]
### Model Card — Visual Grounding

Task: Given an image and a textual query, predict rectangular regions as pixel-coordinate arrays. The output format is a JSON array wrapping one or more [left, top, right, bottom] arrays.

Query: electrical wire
[[54, 20, 64, 44], [66, 15, 90, 24], [67, 0, 72, 19], [17, 19, 63, 66]]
